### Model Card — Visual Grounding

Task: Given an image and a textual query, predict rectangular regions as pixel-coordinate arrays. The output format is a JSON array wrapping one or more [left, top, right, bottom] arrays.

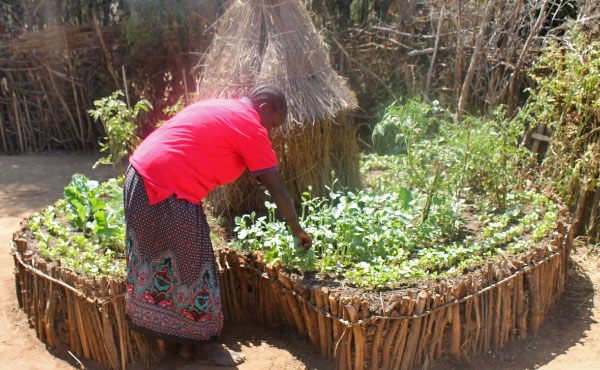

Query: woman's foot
[[178, 343, 194, 360], [194, 342, 245, 367]]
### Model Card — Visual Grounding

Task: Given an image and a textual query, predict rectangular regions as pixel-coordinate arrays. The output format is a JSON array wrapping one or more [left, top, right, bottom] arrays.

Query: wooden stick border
[[11, 220, 572, 369]]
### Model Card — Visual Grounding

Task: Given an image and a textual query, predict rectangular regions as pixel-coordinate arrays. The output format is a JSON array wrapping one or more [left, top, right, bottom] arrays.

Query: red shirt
[[129, 99, 278, 205]]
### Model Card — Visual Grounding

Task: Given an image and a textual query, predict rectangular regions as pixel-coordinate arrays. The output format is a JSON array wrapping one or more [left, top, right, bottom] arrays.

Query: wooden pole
[[398, 292, 427, 369], [457, 0, 498, 122], [122, 65, 131, 110], [507, 0, 550, 115], [0, 106, 9, 152], [11, 91, 24, 152], [93, 13, 120, 90], [425, 5, 445, 96], [62, 28, 86, 149], [183, 68, 189, 106]]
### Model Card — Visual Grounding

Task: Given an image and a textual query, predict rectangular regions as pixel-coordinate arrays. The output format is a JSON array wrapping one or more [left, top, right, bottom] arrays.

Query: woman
[[123, 85, 312, 366]]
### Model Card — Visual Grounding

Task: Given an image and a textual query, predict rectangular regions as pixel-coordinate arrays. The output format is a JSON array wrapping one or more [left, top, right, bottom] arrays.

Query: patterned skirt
[[123, 165, 223, 343]]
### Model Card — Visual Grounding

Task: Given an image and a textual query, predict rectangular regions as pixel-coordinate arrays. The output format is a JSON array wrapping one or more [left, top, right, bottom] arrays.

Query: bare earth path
[[1, 153, 599, 370]]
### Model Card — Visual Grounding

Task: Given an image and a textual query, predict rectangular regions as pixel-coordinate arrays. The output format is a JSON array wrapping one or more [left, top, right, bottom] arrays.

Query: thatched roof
[[195, 0, 357, 125]]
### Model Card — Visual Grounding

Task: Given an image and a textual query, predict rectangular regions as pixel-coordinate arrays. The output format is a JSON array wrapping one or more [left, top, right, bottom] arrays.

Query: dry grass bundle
[[196, 0, 360, 215], [196, 0, 357, 125]]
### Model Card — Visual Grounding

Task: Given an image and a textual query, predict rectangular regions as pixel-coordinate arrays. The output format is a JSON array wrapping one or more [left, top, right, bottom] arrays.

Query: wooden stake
[[182, 68, 189, 106], [457, 0, 498, 121], [381, 297, 409, 369], [321, 289, 334, 359], [34, 273, 45, 341], [44, 272, 59, 348], [0, 104, 9, 152], [12, 91, 25, 152], [64, 287, 82, 357], [110, 280, 128, 370], [314, 289, 329, 357], [450, 289, 462, 359], [369, 319, 386, 370], [493, 282, 503, 351], [330, 294, 343, 362], [285, 292, 307, 336], [101, 304, 120, 369], [424, 5, 445, 96], [73, 296, 91, 359], [302, 297, 320, 349], [346, 299, 365, 370], [473, 279, 482, 352], [62, 28, 86, 149], [342, 299, 353, 369], [398, 292, 428, 369], [418, 293, 440, 363], [527, 267, 542, 335]]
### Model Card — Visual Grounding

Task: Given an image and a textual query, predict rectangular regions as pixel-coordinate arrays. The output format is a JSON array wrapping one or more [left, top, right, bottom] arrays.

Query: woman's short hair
[[247, 84, 288, 114]]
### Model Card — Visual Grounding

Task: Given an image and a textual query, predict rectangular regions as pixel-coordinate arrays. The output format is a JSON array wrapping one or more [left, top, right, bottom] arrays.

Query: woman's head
[[247, 84, 288, 131]]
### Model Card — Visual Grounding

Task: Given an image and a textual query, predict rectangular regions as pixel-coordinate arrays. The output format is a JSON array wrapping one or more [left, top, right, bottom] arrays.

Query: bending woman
[[123, 85, 312, 366]]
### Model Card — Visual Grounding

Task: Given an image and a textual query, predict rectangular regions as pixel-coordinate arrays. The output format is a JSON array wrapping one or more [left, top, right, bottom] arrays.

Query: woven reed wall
[[12, 221, 571, 369]]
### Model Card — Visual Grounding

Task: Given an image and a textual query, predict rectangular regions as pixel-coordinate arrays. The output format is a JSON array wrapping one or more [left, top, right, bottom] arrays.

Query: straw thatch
[[196, 0, 360, 216], [196, 0, 357, 124]]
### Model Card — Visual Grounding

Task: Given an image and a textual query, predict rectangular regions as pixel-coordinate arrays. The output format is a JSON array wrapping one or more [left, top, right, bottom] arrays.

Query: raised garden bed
[[12, 218, 571, 369]]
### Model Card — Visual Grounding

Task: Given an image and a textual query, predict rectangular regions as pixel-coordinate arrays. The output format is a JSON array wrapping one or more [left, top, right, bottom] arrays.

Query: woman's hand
[[295, 230, 312, 250], [258, 171, 313, 251]]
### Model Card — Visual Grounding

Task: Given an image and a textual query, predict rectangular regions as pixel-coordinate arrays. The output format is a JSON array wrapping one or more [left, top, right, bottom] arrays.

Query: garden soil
[[0, 153, 598, 370]]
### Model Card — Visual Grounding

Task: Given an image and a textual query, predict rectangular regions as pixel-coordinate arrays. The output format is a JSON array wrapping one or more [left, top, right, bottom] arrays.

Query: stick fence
[[12, 220, 571, 369]]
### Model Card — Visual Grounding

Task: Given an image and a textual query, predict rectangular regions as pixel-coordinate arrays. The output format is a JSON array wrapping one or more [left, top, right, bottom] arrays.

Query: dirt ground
[[1, 153, 599, 370]]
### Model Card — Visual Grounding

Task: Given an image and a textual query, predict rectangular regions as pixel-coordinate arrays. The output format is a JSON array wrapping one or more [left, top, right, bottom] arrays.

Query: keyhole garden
[[5, 0, 599, 369]]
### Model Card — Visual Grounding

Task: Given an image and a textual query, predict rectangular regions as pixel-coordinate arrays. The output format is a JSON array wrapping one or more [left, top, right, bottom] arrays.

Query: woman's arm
[[258, 171, 312, 249]]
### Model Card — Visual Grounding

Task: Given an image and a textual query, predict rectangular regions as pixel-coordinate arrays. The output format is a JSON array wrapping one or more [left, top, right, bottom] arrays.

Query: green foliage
[[233, 182, 557, 289], [89, 90, 151, 175], [233, 100, 554, 289], [156, 93, 196, 128], [372, 98, 452, 156], [371, 99, 532, 209], [518, 23, 600, 205], [29, 174, 126, 277]]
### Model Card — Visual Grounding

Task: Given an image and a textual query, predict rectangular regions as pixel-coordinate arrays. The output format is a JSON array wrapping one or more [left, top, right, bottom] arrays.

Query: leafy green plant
[[372, 98, 452, 155], [233, 180, 557, 288], [89, 90, 151, 175], [519, 22, 600, 209], [29, 174, 126, 277], [371, 99, 532, 211], [156, 93, 196, 128]]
